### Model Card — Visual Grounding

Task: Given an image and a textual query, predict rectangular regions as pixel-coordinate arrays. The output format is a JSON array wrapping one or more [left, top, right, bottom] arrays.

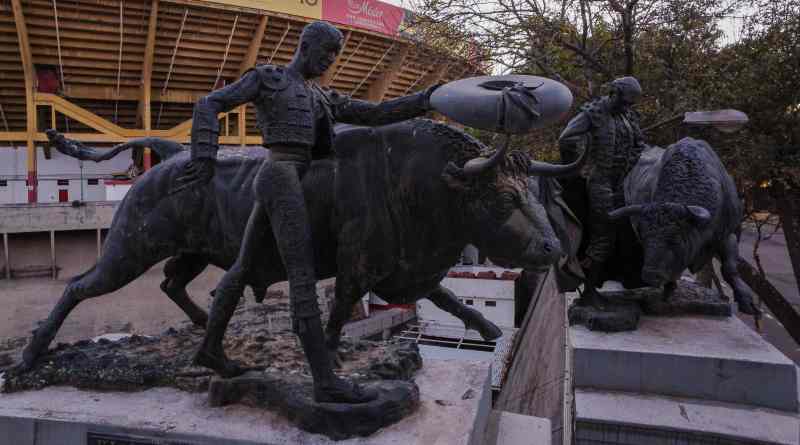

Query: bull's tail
[[46, 129, 186, 163]]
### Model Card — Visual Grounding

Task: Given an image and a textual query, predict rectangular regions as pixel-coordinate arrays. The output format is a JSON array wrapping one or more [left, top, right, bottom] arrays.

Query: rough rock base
[[569, 280, 731, 332], [0, 360, 491, 445], [1, 304, 425, 439], [210, 372, 419, 439]]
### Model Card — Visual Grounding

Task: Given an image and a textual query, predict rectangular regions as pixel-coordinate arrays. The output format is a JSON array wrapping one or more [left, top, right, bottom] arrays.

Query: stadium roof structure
[[1, 0, 483, 200]]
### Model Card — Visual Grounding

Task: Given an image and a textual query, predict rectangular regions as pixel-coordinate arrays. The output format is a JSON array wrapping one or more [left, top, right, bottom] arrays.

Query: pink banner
[[323, 0, 406, 37]]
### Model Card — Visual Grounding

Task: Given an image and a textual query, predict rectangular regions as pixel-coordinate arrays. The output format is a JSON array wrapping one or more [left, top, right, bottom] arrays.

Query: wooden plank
[[61, 84, 205, 103], [238, 105, 246, 145], [320, 30, 352, 87], [421, 62, 449, 90], [140, 0, 159, 170], [495, 269, 565, 444], [238, 14, 268, 75], [11, 0, 37, 202], [366, 43, 409, 101]]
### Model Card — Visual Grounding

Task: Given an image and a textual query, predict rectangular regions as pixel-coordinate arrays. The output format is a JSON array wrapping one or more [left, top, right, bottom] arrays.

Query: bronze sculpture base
[[208, 371, 419, 439], [2, 303, 423, 439], [569, 280, 732, 332]]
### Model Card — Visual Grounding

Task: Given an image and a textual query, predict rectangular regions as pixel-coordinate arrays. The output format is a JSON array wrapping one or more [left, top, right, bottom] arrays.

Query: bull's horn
[[608, 205, 644, 220], [686, 205, 711, 225], [458, 134, 511, 176], [528, 144, 589, 177]]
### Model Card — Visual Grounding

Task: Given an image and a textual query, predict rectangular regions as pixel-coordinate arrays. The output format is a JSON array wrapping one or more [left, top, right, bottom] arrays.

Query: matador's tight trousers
[[585, 176, 627, 265], [200, 156, 335, 384]]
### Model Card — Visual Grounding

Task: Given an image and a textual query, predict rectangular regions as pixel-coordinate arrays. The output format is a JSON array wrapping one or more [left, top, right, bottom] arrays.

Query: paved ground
[[0, 262, 225, 347], [736, 228, 800, 364]]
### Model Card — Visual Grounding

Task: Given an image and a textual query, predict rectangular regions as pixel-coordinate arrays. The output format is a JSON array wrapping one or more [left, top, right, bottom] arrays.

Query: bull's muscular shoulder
[[247, 64, 290, 91]]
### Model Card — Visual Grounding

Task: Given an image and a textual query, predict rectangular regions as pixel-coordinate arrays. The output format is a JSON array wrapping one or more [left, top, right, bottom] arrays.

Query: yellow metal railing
[[0, 93, 263, 146]]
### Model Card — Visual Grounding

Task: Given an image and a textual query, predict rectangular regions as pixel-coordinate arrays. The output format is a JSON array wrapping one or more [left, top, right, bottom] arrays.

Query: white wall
[[417, 277, 517, 329], [0, 144, 133, 204], [105, 183, 132, 201], [417, 296, 515, 329], [0, 180, 28, 204]]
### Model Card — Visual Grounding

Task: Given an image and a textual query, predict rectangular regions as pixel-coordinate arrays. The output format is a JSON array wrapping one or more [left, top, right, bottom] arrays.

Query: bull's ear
[[608, 204, 643, 220], [685, 205, 711, 226]]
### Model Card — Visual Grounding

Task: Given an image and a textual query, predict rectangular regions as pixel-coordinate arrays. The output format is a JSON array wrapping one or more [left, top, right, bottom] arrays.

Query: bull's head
[[609, 202, 711, 286], [443, 135, 588, 271]]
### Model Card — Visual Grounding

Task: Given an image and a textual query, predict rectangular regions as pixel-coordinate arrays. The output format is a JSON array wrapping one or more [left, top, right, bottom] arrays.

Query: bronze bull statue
[[14, 120, 585, 376]]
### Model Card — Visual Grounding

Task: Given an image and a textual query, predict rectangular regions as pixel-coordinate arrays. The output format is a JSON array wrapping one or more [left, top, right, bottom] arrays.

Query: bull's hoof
[[5, 359, 35, 378], [467, 318, 503, 341], [736, 299, 761, 316], [192, 349, 247, 379], [568, 301, 641, 332], [14, 339, 47, 375]]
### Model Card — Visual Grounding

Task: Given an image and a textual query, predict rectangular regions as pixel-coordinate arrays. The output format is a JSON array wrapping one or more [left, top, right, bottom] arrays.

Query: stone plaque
[[86, 432, 196, 445]]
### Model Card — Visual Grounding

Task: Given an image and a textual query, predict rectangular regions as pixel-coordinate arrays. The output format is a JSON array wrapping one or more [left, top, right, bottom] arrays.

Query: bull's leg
[[428, 285, 503, 340], [662, 281, 677, 301], [14, 252, 160, 373], [193, 202, 267, 378], [719, 234, 761, 316], [161, 254, 209, 328], [324, 276, 365, 359]]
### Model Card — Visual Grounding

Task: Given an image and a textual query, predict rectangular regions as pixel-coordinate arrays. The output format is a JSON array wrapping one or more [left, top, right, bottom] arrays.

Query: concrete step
[[571, 315, 799, 412], [574, 389, 799, 445], [484, 410, 551, 445], [0, 360, 491, 445]]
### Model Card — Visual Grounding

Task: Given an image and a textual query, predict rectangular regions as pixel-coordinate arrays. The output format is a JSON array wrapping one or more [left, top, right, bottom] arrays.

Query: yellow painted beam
[[0, 132, 34, 142], [36, 93, 235, 141], [37, 93, 128, 139], [0, 131, 263, 147], [238, 106, 246, 146], [221, 135, 261, 145], [239, 15, 268, 76], [367, 43, 410, 102], [12, 0, 37, 202]]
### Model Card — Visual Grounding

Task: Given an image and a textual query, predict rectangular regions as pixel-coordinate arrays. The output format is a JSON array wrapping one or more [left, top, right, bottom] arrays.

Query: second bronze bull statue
[[15, 119, 585, 380]]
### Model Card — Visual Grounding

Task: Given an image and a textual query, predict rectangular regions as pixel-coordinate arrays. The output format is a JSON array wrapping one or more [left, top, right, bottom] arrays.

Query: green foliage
[[414, 0, 799, 194]]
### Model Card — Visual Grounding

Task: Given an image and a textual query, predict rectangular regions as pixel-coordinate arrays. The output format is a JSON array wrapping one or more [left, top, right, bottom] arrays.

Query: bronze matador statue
[[558, 77, 646, 304], [174, 21, 438, 403]]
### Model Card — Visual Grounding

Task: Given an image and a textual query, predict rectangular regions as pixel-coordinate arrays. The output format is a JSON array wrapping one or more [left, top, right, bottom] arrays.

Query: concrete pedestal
[[0, 360, 491, 445], [570, 313, 800, 444], [483, 410, 552, 445]]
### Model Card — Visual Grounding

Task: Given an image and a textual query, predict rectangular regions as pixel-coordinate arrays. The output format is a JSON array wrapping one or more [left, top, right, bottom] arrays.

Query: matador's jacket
[[559, 96, 647, 262], [190, 64, 431, 161]]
